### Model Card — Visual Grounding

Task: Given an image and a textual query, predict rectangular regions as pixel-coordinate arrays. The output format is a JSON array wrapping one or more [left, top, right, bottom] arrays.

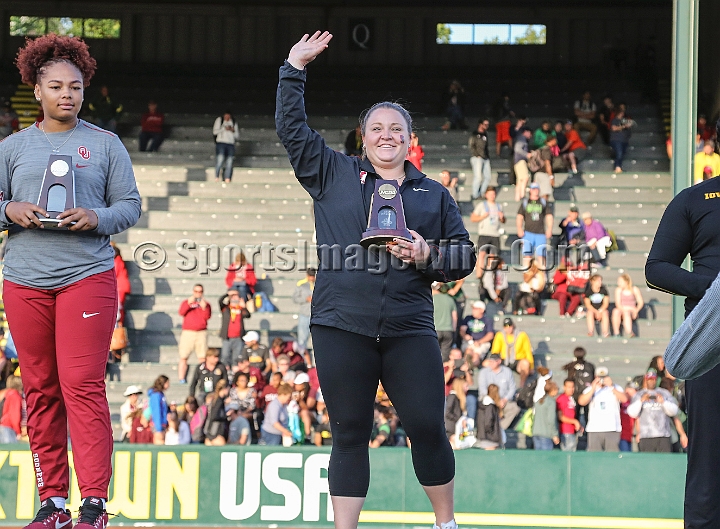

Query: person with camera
[[577, 366, 628, 451], [212, 111, 240, 182], [626, 368, 678, 453], [219, 288, 251, 366], [178, 284, 212, 384], [609, 103, 635, 173], [478, 353, 520, 431]]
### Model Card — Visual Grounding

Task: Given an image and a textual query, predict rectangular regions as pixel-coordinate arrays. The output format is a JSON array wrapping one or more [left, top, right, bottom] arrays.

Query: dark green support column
[[671, 0, 699, 331]]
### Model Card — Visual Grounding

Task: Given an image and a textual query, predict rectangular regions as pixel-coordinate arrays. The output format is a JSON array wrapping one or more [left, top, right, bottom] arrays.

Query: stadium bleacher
[[0, 72, 673, 438]]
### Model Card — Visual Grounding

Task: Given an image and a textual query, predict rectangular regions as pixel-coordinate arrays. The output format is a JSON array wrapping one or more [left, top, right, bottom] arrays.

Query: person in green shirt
[[433, 283, 458, 362], [533, 120, 556, 149]]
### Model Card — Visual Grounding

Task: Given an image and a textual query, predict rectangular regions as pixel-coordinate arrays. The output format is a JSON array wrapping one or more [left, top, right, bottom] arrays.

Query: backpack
[[517, 378, 538, 409], [254, 292, 278, 313], [190, 404, 208, 443], [527, 150, 545, 172], [606, 229, 619, 253]]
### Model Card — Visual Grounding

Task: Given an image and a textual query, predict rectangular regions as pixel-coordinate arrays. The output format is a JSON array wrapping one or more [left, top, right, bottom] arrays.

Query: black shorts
[[507, 360, 519, 372], [477, 236, 501, 255]]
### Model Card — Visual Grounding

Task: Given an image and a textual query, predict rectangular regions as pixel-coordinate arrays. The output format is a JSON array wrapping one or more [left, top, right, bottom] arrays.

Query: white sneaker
[[433, 520, 458, 529]]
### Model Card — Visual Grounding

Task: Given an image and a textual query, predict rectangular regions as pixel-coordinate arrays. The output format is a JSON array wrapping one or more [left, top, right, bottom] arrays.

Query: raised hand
[[287, 31, 333, 70]]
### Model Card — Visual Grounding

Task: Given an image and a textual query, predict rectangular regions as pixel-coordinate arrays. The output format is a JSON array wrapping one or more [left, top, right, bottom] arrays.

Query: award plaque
[[36, 155, 76, 228], [360, 179, 413, 248]]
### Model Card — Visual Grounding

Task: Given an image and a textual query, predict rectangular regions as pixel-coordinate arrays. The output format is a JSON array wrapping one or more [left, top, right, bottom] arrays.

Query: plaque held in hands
[[36, 155, 76, 228], [360, 179, 413, 248]]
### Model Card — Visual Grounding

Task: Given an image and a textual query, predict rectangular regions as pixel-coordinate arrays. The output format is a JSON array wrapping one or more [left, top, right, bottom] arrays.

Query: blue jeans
[[139, 131, 164, 152], [470, 157, 492, 199], [297, 314, 311, 352], [259, 431, 282, 446], [619, 439, 632, 452], [466, 391, 478, 423], [0, 426, 17, 444], [221, 337, 244, 366], [561, 433, 578, 452], [215, 143, 235, 181], [96, 118, 117, 133], [533, 436, 554, 450], [610, 140, 628, 170], [230, 281, 249, 301]]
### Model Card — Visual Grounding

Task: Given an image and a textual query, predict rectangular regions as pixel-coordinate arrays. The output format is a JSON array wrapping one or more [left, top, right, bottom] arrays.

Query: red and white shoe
[[74, 498, 108, 529], [24, 499, 72, 529]]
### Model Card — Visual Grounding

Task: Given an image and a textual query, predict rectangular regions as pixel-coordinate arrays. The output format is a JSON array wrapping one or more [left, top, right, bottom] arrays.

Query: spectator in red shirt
[[219, 289, 251, 366], [138, 100, 164, 152], [697, 114, 715, 142], [406, 132, 424, 171], [556, 379, 582, 451], [259, 372, 282, 411], [0, 375, 23, 443], [560, 120, 587, 174], [178, 284, 212, 384], [620, 381, 638, 452], [129, 408, 154, 444], [225, 252, 256, 302], [111, 242, 131, 325]]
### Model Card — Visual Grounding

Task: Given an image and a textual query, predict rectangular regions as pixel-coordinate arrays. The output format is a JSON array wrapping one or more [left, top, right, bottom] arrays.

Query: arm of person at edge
[[60, 135, 141, 233], [645, 189, 713, 301]]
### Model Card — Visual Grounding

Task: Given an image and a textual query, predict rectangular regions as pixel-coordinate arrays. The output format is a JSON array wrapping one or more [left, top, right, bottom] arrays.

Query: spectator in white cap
[[120, 386, 143, 442], [577, 366, 628, 452], [294, 372, 315, 440], [242, 331, 271, 379]]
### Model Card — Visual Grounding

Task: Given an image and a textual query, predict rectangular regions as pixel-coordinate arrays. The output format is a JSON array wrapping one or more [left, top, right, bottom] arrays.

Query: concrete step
[[124, 268, 670, 303], [123, 325, 669, 366]]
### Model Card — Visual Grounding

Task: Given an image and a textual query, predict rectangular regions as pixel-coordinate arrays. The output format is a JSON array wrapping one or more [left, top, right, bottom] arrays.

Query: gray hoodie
[[627, 388, 678, 439]]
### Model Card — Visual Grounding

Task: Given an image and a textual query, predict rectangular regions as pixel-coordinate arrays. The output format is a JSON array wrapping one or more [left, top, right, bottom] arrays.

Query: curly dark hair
[[15, 34, 97, 87]]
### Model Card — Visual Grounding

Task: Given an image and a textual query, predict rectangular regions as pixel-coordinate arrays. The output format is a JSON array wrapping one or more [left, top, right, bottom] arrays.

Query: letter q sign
[[349, 19, 374, 51]]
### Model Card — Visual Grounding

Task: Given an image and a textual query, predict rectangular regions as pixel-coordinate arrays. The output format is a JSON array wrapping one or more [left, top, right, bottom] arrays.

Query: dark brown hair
[[16, 34, 96, 87]]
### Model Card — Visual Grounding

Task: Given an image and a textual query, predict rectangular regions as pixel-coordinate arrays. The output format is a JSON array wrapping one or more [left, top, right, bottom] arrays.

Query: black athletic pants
[[312, 325, 455, 497], [685, 363, 720, 528]]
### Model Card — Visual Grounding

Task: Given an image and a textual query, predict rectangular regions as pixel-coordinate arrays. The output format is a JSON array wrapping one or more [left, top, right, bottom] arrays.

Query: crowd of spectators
[[438, 343, 686, 453], [121, 333, 329, 447]]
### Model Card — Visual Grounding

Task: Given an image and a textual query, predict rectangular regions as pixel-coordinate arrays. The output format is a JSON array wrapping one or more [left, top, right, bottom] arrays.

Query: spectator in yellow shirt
[[694, 140, 720, 184], [490, 317, 534, 386]]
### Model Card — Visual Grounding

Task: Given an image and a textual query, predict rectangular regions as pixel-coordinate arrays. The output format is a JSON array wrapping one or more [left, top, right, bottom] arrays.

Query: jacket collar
[[359, 158, 426, 183]]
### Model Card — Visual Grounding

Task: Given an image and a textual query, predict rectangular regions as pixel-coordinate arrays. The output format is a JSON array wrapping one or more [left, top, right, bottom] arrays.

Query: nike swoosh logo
[[75, 164, 89, 168], [82, 312, 100, 318], [413, 188, 429, 192], [56, 519, 71, 529]]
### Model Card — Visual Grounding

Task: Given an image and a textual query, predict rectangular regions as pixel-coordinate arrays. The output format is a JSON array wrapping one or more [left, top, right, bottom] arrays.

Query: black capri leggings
[[312, 324, 455, 497]]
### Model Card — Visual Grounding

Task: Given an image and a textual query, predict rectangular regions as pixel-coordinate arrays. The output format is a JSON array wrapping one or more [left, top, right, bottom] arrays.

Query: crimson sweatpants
[[4, 269, 117, 501]]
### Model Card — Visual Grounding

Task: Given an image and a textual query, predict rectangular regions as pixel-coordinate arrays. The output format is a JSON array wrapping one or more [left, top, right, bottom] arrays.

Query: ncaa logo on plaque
[[378, 184, 397, 199]]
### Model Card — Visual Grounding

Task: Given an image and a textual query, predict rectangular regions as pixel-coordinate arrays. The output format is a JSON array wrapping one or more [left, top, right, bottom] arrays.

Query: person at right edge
[[276, 32, 475, 529], [645, 119, 720, 529]]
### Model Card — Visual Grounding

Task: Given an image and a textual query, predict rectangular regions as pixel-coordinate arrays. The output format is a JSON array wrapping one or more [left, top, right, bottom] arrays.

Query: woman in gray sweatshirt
[[1, 34, 140, 529]]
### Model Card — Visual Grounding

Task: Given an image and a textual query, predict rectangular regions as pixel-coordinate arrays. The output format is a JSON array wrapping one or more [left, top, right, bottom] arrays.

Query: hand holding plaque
[[36, 154, 76, 229], [360, 179, 413, 248]]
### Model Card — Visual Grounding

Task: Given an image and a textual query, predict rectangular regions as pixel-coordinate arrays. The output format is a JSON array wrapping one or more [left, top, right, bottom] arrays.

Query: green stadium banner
[[0, 446, 685, 529]]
